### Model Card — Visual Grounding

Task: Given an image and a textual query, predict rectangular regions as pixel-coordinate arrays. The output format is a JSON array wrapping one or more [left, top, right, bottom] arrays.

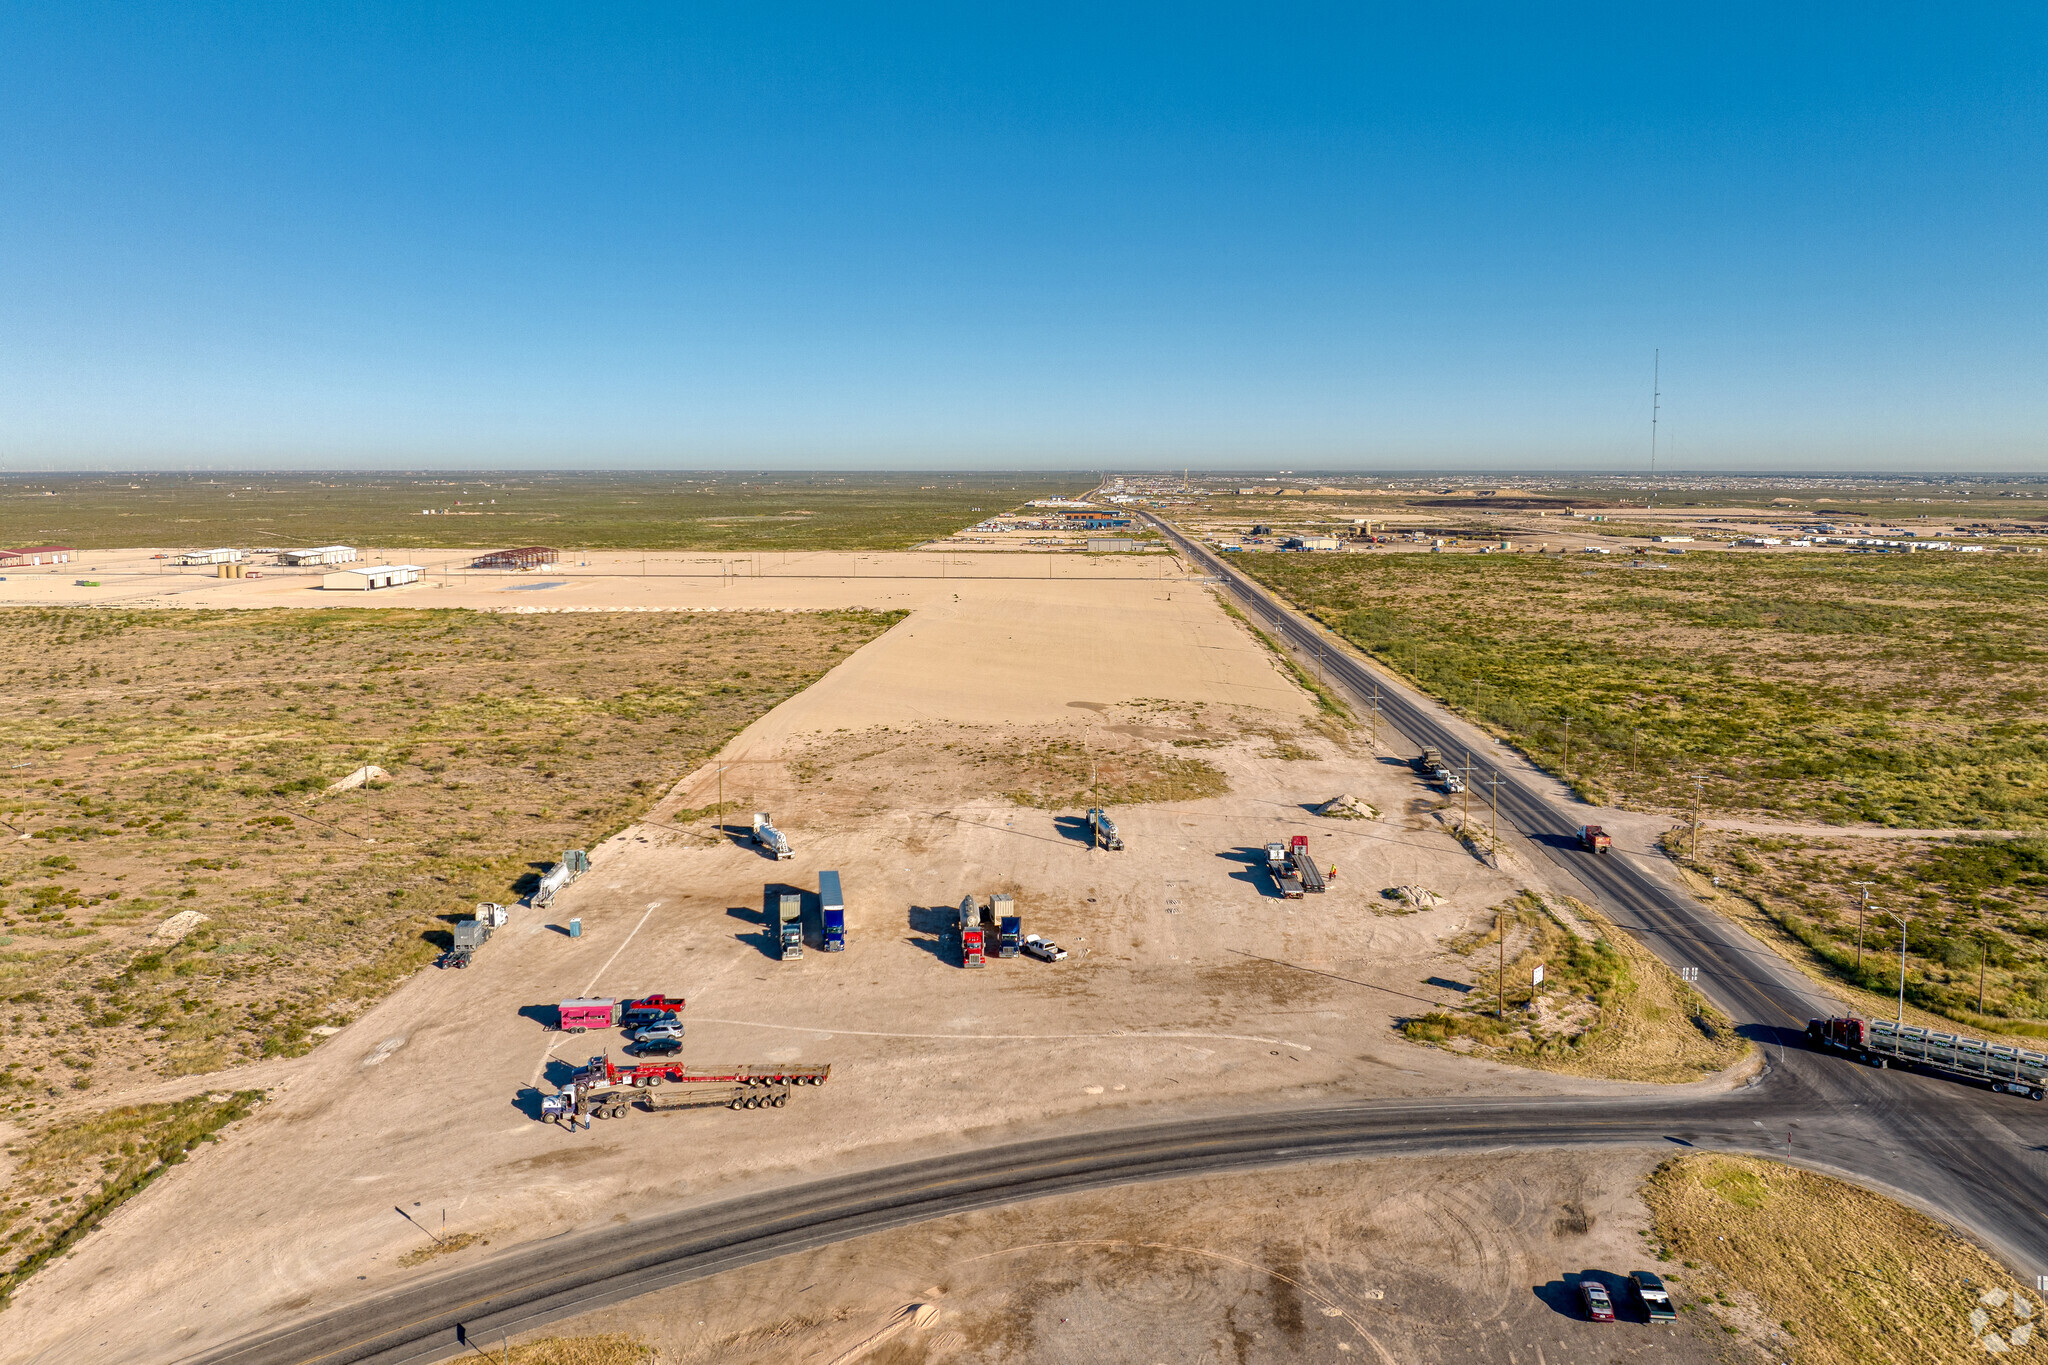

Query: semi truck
[[533, 849, 591, 908], [1409, 748, 1443, 775], [1265, 842, 1304, 899], [1577, 825, 1612, 854], [1087, 808, 1124, 851], [956, 894, 988, 967], [439, 901, 510, 968], [994, 892, 1022, 957], [775, 892, 803, 960], [752, 812, 793, 860], [819, 870, 846, 951], [542, 1053, 832, 1123], [1288, 835, 1326, 894], [1808, 1016, 2047, 1099]]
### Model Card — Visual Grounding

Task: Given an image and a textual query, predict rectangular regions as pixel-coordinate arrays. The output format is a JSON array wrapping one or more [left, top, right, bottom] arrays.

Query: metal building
[[0, 546, 74, 567], [322, 564, 423, 590], [280, 546, 359, 566], [470, 546, 559, 570]]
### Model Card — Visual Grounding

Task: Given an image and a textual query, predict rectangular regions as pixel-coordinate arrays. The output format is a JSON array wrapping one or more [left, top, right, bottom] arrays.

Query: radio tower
[[1648, 348, 1661, 509]]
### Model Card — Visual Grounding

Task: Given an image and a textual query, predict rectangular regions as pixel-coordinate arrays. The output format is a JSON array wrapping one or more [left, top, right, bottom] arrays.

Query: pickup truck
[[1023, 935, 1067, 962]]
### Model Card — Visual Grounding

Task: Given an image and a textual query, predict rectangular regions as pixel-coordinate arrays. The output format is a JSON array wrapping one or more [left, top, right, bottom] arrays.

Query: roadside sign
[[1679, 966, 1699, 983], [1532, 963, 1544, 986]]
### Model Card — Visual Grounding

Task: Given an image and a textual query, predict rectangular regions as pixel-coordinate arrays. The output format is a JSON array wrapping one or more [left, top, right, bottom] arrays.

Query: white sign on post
[[1532, 963, 1545, 987]]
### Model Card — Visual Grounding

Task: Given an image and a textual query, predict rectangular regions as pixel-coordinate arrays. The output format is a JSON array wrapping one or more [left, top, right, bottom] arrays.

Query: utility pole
[[1979, 934, 1989, 1015], [1485, 772, 1503, 841], [1690, 775, 1708, 856], [1898, 912, 1910, 1024], [1461, 749, 1473, 825], [1370, 682, 1381, 747], [1850, 882, 1877, 972], [1561, 713, 1571, 782], [714, 764, 725, 837]]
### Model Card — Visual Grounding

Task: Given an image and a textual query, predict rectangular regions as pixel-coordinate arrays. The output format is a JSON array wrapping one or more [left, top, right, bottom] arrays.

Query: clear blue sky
[[2, 4, 2043, 471]]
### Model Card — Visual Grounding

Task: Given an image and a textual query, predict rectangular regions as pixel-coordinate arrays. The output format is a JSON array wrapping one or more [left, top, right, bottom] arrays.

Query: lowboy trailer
[[1807, 1016, 2047, 1099], [546, 1054, 832, 1121]]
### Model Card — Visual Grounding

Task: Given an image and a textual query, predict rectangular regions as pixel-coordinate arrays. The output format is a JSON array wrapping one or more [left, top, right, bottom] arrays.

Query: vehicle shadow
[[905, 905, 955, 964], [726, 905, 780, 959], [1217, 847, 1273, 895], [516, 1003, 558, 1030], [508, 1087, 548, 1120], [542, 1058, 587, 1088], [1051, 815, 1095, 846]]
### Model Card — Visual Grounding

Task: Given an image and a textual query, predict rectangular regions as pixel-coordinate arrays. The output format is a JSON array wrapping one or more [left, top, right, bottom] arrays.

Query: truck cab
[[776, 892, 803, 959]]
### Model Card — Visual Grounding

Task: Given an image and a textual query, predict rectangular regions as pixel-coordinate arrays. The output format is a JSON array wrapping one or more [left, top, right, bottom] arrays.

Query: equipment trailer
[[1807, 1016, 2047, 1100], [1288, 835, 1326, 894], [1265, 842, 1304, 899], [548, 1054, 832, 1122], [1087, 808, 1124, 850]]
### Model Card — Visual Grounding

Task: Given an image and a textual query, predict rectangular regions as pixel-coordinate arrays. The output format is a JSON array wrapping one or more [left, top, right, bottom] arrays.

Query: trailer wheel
[[570, 1026, 584, 1034], [773, 1094, 787, 1107]]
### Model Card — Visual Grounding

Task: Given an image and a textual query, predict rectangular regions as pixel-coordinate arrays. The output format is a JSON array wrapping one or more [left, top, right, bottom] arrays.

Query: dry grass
[[1240, 549, 2048, 828], [397, 1230, 484, 1267], [0, 1089, 263, 1301], [1677, 830, 2048, 1034], [0, 606, 900, 1091], [1401, 894, 1749, 1082], [499, 1335, 652, 1365], [1644, 1153, 2040, 1362]]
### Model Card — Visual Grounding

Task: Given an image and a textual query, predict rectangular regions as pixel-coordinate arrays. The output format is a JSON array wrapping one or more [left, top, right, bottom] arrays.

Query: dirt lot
[[6, 549, 1754, 1364], [472, 1152, 1722, 1365]]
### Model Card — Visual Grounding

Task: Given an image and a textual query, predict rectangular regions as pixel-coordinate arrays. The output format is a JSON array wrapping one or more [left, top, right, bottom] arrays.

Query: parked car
[[631, 1021, 684, 1042], [1579, 1280, 1615, 1322], [1023, 935, 1067, 962], [629, 1036, 684, 1057], [1631, 1271, 1676, 1322]]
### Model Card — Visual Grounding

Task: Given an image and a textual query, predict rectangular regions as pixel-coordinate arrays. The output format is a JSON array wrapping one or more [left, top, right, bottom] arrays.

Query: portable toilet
[[820, 870, 846, 951]]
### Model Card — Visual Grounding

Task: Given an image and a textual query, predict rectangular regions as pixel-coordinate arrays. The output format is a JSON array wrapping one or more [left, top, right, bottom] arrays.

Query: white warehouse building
[[322, 564, 423, 591], [280, 545, 359, 566], [173, 548, 244, 565]]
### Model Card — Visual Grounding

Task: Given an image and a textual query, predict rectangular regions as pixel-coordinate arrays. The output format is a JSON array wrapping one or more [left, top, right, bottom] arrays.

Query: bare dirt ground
[[496, 1151, 1723, 1365], [9, 550, 1752, 1365]]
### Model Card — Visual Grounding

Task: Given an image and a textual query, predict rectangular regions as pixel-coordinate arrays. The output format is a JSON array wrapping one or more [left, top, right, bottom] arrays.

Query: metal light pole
[[1850, 881, 1876, 973], [1898, 912, 1909, 1025]]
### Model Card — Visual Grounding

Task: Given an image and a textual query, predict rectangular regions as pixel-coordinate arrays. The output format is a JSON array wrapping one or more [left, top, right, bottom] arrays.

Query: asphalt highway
[[180, 521, 2048, 1365]]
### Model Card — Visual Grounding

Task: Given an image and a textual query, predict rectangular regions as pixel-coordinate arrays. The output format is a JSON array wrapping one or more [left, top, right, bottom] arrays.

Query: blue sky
[[2, 4, 2043, 471]]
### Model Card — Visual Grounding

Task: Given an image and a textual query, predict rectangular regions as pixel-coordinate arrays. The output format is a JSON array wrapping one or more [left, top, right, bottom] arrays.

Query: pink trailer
[[557, 998, 618, 1032]]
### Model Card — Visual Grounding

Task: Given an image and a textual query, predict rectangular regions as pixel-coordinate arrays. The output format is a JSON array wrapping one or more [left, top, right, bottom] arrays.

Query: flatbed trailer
[[1807, 1016, 2047, 1099], [549, 1054, 831, 1121], [576, 1081, 798, 1117], [575, 1055, 832, 1090], [1289, 836, 1326, 894]]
